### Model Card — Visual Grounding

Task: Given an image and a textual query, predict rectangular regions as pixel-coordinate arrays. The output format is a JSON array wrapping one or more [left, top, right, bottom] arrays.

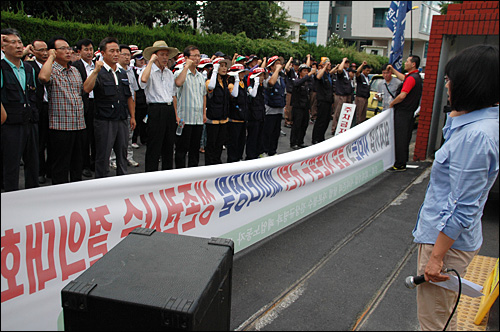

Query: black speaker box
[[61, 228, 233, 331]]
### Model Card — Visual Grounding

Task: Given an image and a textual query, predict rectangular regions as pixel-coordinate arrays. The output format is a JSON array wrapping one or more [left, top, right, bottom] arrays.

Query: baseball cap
[[246, 55, 259, 64], [249, 68, 267, 79], [228, 64, 250, 76], [320, 57, 330, 65], [298, 64, 311, 72], [267, 55, 284, 67], [197, 58, 213, 68]]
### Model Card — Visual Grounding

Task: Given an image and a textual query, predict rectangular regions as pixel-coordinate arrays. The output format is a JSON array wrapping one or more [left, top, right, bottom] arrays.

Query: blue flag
[[386, 1, 412, 72]]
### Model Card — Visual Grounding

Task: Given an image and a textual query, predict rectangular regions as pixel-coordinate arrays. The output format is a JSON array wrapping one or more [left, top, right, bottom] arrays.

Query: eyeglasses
[[444, 76, 450, 84], [34, 48, 49, 52], [189, 54, 201, 58], [120, 53, 131, 57], [56, 47, 72, 51]]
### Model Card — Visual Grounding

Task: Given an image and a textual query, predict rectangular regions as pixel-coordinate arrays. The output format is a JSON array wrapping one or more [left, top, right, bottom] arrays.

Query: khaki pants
[[416, 244, 479, 331], [354, 96, 368, 125], [310, 91, 318, 121]]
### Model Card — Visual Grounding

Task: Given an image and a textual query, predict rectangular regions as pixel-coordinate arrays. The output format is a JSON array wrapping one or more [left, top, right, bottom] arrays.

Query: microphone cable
[[442, 268, 461, 331]]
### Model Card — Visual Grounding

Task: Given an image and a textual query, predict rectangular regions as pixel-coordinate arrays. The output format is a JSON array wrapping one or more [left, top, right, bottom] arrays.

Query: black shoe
[[388, 165, 407, 172], [38, 175, 46, 184], [298, 144, 308, 148], [291, 145, 300, 150], [82, 168, 93, 177]]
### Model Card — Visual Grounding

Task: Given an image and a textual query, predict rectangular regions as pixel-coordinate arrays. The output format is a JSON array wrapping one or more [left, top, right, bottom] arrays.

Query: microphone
[[405, 275, 426, 289], [405, 268, 453, 289]]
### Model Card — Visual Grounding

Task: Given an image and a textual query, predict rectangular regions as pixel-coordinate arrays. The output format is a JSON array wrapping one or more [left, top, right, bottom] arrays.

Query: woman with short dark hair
[[412, 44, 499, 331]]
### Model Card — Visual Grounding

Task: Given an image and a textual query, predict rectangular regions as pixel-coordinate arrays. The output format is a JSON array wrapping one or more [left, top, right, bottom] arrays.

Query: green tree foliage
[[0, 1, 201, 28], [299, 25, 308, 43], [438, 1, 463, 15], [202, 1, 290, 40], [1, 10, 389, 72]]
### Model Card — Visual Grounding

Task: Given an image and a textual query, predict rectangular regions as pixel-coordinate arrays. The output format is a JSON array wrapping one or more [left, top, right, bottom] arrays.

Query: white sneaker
[[128, 159, 139, 167], [110, 161, 117, 170], [131, 143, 140, 149], [259, 153, 269, 158]]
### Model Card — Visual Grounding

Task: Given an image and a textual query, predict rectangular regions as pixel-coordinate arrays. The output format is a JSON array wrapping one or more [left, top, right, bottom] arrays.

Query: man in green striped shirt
[[173, 45, 207, 168]]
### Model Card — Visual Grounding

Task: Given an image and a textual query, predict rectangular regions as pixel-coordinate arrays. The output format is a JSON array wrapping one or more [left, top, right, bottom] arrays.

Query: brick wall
[[413, 1, 499, 161]]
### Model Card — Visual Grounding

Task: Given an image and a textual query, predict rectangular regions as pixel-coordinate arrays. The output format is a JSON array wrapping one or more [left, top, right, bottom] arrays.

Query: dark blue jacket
[[264, 73, 286, 108]]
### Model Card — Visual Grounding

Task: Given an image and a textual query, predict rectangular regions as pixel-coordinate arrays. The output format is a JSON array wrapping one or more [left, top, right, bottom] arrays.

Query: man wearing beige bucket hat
[[138, 40, 179, 172]]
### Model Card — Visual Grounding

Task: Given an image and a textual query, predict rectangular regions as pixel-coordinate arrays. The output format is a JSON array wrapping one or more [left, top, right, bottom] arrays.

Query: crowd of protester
[[2, 28, 387, 191]]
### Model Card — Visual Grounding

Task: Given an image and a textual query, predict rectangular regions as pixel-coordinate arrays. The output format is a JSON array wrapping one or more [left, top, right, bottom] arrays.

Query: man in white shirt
[[139, 40, 179, 171]]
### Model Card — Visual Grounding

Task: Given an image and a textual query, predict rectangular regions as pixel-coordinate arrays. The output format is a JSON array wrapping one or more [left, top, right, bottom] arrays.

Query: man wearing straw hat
[[138, 40, 179, 172]]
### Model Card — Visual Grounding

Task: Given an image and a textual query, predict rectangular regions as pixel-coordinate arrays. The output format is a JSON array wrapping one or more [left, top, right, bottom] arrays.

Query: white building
[[286, 16, 308, 43], [280, 1, 441, 70]]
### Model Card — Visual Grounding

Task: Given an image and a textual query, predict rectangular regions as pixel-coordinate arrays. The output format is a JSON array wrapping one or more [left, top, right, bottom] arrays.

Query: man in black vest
[[332, 57, 354, 135], [311, 57, 334, 144], [72, 38, 96, 177], [262, 55, 286, 157], [290, 64, 316, 149], [83, 37, 135, 178], [354, 61, 372, 126], [388, 55, 423, 171], [284, 57, 299, 128], [29, 39, 50, 184], [1, 28, 39, 191]]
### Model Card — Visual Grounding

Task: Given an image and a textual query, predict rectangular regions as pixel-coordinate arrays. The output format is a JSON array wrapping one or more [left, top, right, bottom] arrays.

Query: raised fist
[[48, 49, 57, 60], [94, 60, 104, 72], [150, 53, 158, 63], [185, 58, 194, 68]]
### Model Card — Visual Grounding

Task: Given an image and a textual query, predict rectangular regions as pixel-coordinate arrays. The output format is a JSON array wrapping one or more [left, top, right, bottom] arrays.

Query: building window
[[424, 41, 429, 58], [303, 1, 319, 23], [420, 2, 440, 34], [336, 14, 340, 30], [373, 8, 389, 28], [343, 15, 348, 31], [305, 26, 317, 44]]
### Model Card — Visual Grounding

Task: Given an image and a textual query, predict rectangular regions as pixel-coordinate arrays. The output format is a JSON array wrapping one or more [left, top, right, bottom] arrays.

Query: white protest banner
[[1, 110, 394, 331], [334, 103, 356, 136]]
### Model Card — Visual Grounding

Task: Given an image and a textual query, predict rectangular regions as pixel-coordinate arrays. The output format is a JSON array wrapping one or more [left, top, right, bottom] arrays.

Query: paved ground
[[229, 161, 498, 331], [6, 117, 499, 330]]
